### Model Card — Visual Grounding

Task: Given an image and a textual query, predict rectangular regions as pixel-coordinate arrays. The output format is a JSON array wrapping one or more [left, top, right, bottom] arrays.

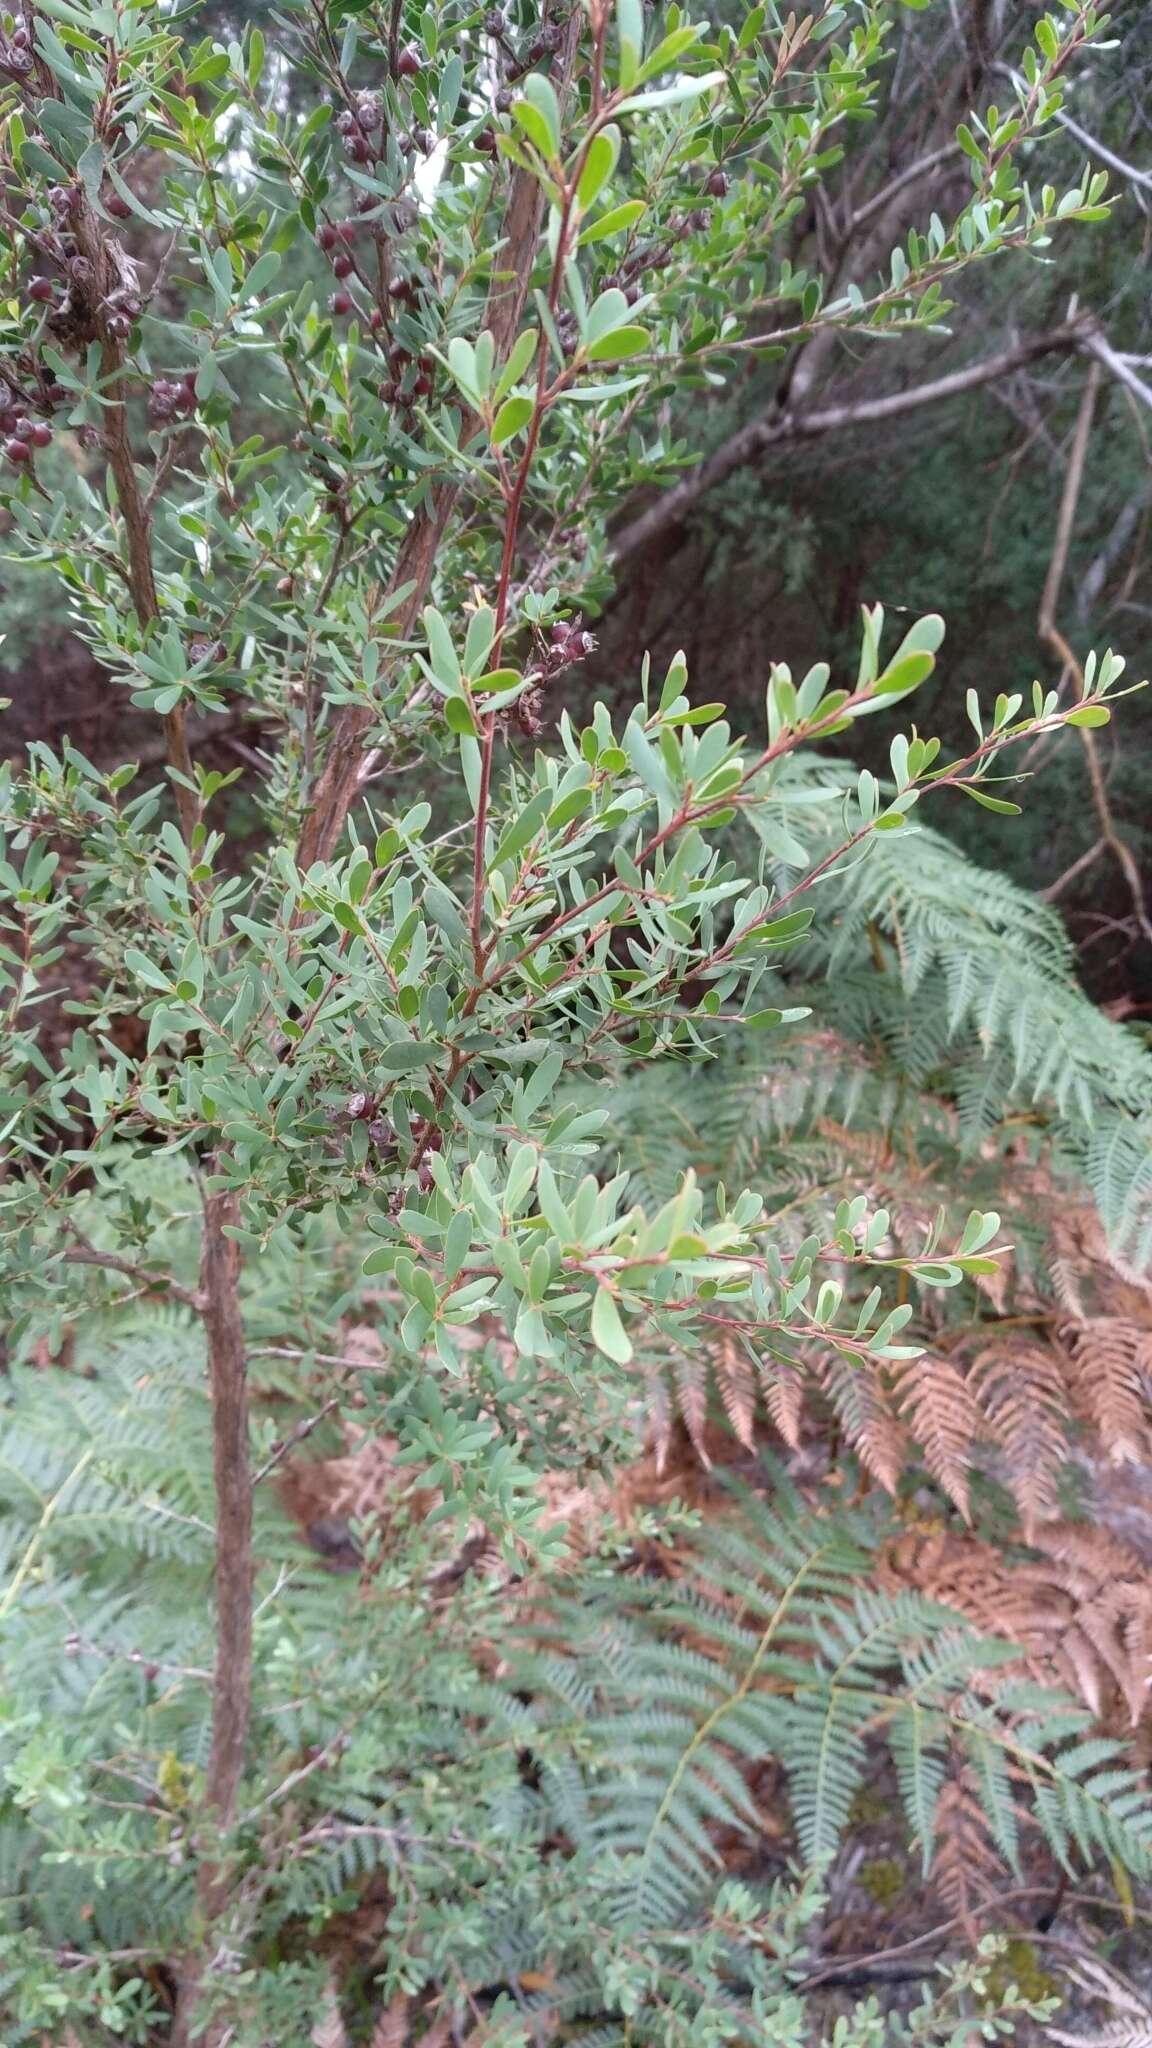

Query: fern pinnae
[[628, 1525, 847, 1914]]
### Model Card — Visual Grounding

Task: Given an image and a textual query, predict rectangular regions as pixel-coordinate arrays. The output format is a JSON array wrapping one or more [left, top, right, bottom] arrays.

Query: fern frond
[[970, 1342, 1069, 1538], [890, 1353, 982, 1520], [1062, 1318, 1152, 1464]]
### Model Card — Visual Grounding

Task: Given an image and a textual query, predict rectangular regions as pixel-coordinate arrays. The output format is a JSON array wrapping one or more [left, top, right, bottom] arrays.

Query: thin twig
[[1038, 360, 1152, 945], [62, 1226, 207, 1312], [252, 1396, 344, 1486]]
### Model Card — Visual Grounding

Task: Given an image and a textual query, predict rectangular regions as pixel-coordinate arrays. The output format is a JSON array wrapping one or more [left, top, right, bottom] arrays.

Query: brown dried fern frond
[[311, 1973, 349, 2048], [889, 1353, 983, 1521], [758, 1346, 806, 1451], [929, 1755, 1004, 1932], [1062, 1318, 1152, 1466], [714, 1330, 757, 1452], [970, 1342, 1069, 1538], [370, 1994, 411, 2048], [671, 1351, 710, 1465], [818, 1349, 907, 1494], [883, 1522, 1152, 1731]]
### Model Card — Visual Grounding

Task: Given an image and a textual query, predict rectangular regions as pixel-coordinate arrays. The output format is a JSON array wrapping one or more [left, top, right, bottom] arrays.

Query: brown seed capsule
[[332, 251, 354, 279], [106, 192, 132, 220], [276, 574, 293, 595], [330, 290, 353, 315], [317, 223, 338, 251], [5, 438, 31, 463], [475, 127, 497, 154], [396, 45, 421, 77], [412, 370, 431, 398], [705, 168, 728, 198], [28, 276, 55, 304], [378, 380, 397, 403], [338, 220, 359, 244]]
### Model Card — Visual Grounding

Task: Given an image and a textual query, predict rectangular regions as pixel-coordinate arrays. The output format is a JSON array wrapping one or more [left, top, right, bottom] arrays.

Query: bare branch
[[1038, 360, 1152, 946], [611, 325, 1089, 565], [1081, 326, 1152, 413], [71, 191, 199, 843], [62, 1227, 207, 1312], [846, 143, 963, 233]]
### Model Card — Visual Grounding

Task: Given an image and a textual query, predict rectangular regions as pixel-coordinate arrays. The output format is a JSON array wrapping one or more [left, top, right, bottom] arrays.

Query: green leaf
[[616, 71, 723, 115], [424, 607, 461, 687], [463, 607, 496, 676], [579, 200, 647, 248], [241, 250, 281, 301], [1066, 703, 1111, 727], [491, 395, 534, 445], [445, 696, 479, 736], [959, 786, 1023, 814], [591, 1286, 632, 1364], [586, 325, 649, 362], [124, 949, 172, 993], [873, 651, 935, 698], [493, 327, 539, 402], [577, 126, 621, 210], [377, 1040, 440, 1074], [585, 288, 631, 347], [523, 71, 561, 154], [616, 0, 643, 85], [491, 789, 553, 870]]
